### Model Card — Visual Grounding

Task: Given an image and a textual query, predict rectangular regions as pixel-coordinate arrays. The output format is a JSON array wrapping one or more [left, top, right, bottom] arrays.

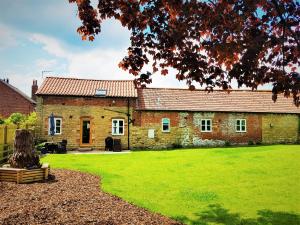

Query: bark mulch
[[0, 169, 181, 225]]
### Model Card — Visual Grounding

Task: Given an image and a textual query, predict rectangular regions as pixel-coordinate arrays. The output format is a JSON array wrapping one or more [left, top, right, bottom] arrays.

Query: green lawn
[[43, 145, 300, 224]]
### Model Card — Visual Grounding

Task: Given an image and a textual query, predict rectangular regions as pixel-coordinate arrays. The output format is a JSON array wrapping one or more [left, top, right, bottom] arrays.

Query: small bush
[[224, 141, 231, 147], [35, 142, 46, 152], [248, 140, 254, 145], [256, 141, 262, 145], [5, 113, 25, 127], [172, 143, 183, 149]]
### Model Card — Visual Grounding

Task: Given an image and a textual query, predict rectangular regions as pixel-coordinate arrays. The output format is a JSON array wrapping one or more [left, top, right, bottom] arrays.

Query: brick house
[[36, 77, 300, 150], [0, 79, 36, 118]]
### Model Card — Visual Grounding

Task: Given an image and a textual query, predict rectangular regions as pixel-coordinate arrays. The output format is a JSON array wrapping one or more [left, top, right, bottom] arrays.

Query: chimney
[[31, 80, 38, 101]]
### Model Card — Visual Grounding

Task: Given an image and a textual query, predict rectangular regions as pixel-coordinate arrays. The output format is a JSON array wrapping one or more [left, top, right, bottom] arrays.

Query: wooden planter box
[[0, 164, 49, 184]]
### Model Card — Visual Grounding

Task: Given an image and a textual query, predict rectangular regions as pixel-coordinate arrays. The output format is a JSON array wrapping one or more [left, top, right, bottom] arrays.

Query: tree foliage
[[5, 113, 26, 128], [4, 112, 37, 128], [69, 0, 300, 105]]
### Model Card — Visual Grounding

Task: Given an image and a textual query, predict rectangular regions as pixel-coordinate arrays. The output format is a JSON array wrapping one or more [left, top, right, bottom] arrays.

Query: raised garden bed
[[0, 163, 49, 184]]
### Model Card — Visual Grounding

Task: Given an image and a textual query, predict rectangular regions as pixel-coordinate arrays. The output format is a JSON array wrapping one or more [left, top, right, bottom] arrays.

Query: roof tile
[[36, 77, 138, 98], [138, 88, 300, 114]]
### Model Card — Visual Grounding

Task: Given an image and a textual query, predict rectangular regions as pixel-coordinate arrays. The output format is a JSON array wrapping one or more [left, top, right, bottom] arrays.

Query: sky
[[0, 0, 273, 97], [0, 0, 191, 96]]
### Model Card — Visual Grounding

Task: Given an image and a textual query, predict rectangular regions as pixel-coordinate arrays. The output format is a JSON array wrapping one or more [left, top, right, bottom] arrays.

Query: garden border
[[0, 163, 49, 183]]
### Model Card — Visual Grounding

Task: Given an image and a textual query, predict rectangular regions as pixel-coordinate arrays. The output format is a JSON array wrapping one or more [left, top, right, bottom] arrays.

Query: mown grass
[[43, 145, 300, 224]]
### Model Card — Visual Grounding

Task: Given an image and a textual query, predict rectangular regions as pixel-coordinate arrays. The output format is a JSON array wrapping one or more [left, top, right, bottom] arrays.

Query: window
[[48, 118, 62, 135], [201, 119, 212, 132], [112, 119, 124, 135], [162, 118, 170, 132], [236, 119, 246, 132]]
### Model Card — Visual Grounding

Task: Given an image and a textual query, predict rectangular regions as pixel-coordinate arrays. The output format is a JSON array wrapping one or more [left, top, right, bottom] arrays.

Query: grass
[[43, 145, 300, 224]]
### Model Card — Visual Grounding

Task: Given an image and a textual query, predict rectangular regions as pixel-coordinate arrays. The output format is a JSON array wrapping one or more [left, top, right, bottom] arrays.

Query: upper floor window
[[49, 118, 62, 135], [236, 119, 246, 132], [162, 118, 170, 132], [112, 119, 124, 135], [201, 119, 212, 132]]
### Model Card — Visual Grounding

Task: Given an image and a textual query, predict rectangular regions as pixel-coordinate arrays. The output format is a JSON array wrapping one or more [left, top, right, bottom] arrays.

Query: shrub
[[5, 113, 25, 128], [248, 140, 254, 145], [35, 142, 46, 152], [172, 143, 183, 149], [171, 139, 183, 149], [4, 112, 37, 129], [224, 140, 231, 147], [21, 112, 37, 128]]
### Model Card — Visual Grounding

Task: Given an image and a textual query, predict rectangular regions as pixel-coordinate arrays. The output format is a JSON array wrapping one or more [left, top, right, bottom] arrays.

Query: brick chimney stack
[[31, 80, 38, 101]]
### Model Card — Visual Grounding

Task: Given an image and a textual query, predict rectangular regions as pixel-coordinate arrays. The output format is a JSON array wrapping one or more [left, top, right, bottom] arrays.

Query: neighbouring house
[[0, 79, 37, 118], [36, 76, 300, 150]]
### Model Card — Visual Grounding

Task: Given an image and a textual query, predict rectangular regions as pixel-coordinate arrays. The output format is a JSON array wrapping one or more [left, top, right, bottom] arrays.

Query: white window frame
[[236, 119, 247, 132], [48, 118, 62, 135], [201, 119, 212, 132], [162, 118, 170, 132], [112, 119, 125, 135]]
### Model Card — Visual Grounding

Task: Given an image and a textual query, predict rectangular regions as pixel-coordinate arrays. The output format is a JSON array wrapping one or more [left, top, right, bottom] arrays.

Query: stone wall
[[130, 111, 263, 149], [36, 95, 299, 150], [36, 96, 135, 149], [262, 114, 299, 143]]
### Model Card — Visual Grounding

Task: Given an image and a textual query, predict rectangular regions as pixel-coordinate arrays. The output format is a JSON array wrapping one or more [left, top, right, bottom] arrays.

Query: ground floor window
[[201, 119, 212, 132], [48, 118, 62, 135], [162, 118, 170, 132], [112, 119, 124, 135], [236, 119, 246, 132]]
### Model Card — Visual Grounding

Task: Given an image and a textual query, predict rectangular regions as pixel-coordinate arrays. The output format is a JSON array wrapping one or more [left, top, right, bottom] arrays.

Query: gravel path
[[0, 169, 181, 225]]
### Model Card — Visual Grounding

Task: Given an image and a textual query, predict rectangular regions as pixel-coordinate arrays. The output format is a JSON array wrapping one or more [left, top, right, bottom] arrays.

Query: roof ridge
[[45, 76, 135, 82], [141, 87, 273, 92]]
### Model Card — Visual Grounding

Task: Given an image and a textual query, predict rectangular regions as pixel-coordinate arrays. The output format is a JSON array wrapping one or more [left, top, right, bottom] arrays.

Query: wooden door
[[80, 118, 91, 146]]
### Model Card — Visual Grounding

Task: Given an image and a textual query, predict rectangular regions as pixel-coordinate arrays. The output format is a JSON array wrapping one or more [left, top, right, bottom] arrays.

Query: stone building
[[132, 88, 300, 149], [35, 77, 137, 149], [36, 77, 300, 150], [0, 79, 36, 118]]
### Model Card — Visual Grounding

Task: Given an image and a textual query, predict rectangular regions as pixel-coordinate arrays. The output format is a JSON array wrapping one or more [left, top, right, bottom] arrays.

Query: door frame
[[80, 117, 92, 146]]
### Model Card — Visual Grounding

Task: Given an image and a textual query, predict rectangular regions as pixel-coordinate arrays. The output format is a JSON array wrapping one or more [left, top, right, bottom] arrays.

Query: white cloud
[[0, 23, 19, 50], [29, 33, 72, 58], [68, 48, 132, 80], [28, 31, 133, 81]]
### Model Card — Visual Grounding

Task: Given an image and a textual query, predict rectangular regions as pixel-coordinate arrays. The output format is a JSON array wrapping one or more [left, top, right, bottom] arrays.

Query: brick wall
[[131, 111, 299, 149], [0, 82, 35, 118], [262, 114, 299, 143], [36, 96, 135, 149]]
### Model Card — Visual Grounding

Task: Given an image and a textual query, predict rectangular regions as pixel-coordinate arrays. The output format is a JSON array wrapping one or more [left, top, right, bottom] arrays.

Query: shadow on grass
[[174, 204, 300, 225]]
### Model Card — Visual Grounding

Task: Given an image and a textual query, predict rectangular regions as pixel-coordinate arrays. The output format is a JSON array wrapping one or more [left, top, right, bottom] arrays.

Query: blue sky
[[0, 0, 189, 96], [0, 1, 276, 97]]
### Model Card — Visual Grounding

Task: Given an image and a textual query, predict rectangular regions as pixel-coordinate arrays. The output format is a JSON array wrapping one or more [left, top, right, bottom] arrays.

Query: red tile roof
[[138, 88, 300, 114], [36, 77, 138, 98]]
